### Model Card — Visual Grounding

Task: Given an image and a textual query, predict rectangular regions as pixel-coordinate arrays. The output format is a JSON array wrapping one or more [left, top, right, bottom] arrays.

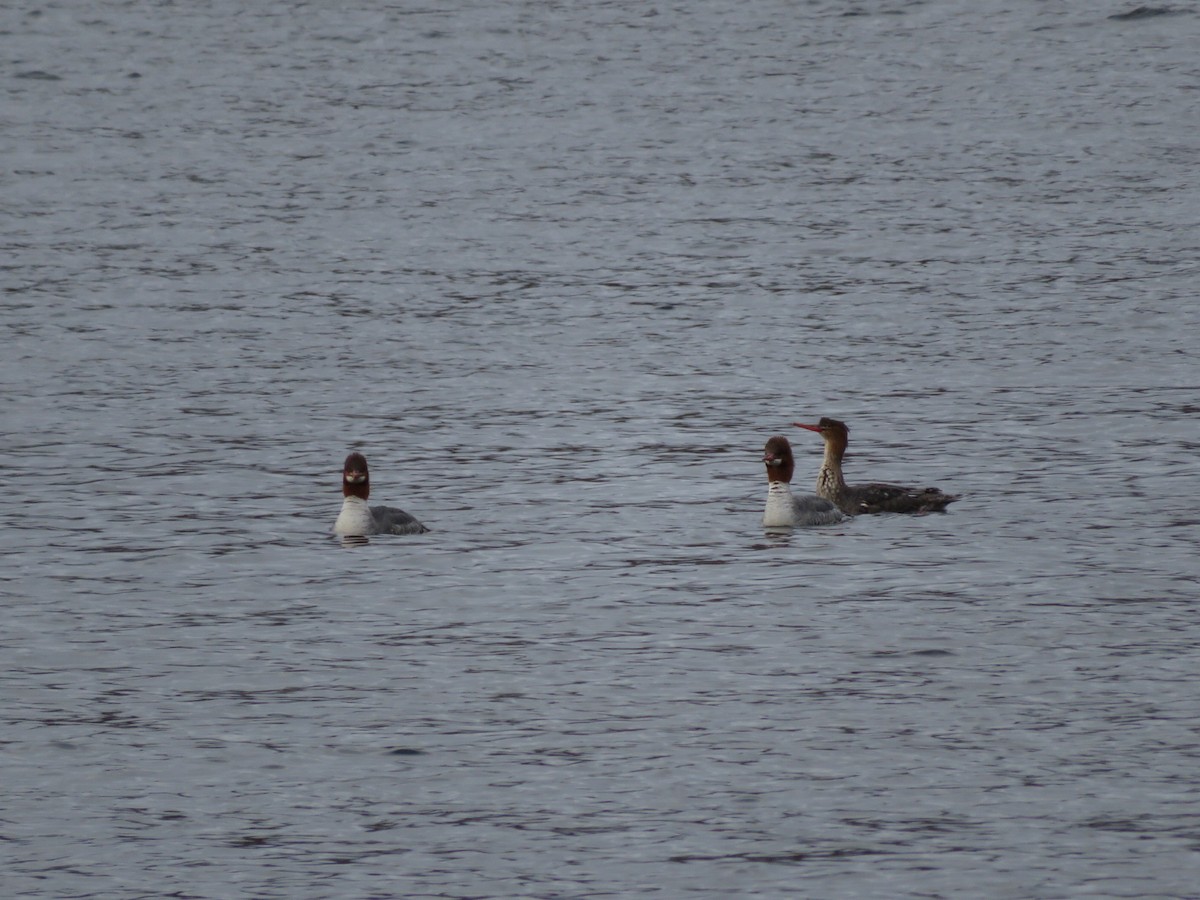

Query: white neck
[[763, 480, 795, 527], [334, 495, 376, 536]]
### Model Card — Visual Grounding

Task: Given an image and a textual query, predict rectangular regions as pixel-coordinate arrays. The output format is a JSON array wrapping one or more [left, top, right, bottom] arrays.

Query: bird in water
[[762, 435, 845, 527], [792, 418, 958, 515], [333, 452, 429, 536]]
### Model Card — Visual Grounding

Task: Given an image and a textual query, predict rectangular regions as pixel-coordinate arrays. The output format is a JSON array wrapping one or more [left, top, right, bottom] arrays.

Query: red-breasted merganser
[[333, 452, 429, 536], [793, 418, 958, 515], [763, 436, 846, 527]]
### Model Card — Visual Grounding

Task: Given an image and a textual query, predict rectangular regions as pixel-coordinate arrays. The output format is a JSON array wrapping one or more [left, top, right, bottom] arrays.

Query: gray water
[[3, 1, 1199, 897]]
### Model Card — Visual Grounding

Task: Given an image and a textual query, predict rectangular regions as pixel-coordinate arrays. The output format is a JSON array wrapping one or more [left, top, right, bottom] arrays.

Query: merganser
[[762, 436, 846, 527], [793, 418, 958, 515], [333, 452, 429, 536]]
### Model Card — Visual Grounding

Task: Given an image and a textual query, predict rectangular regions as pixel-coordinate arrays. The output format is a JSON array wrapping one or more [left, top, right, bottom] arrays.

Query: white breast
[[763, 482, 797, 527], [334, 496, 378, 536]]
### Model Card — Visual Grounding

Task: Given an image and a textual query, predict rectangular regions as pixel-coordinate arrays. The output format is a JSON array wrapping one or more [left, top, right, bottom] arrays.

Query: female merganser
[[793, 418, 958, 515], [763, 436, 845, 527], [333, 452, 429, 536]]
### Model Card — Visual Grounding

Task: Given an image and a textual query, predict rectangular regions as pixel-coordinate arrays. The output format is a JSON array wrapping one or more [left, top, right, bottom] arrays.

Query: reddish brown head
[[342, 452, 370, 500], [763, 436, 795, 484], [794, 417, 850, 454]]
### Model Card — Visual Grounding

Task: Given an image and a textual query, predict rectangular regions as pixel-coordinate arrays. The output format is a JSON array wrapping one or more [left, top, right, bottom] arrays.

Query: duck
[[762, 436, 846, 527], [333, 452, 429, 536], [793, 418, 958, 514]]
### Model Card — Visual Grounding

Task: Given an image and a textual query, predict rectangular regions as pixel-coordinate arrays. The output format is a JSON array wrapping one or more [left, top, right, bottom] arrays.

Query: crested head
[[763, 435, 795, 484], [794, 417, 850, 452], [342, 452, 370, 500]]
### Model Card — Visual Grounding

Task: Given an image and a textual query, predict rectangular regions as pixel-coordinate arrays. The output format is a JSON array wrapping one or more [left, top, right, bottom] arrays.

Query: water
[[3, 1, 1199, 897]]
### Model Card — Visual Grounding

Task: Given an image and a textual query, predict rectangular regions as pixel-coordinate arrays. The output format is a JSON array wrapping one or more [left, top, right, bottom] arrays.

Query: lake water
[[3, 1, 1199, 897]]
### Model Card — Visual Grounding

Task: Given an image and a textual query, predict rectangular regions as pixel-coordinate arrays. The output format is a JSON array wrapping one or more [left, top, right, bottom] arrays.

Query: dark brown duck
[[792, 418, 959, 515]]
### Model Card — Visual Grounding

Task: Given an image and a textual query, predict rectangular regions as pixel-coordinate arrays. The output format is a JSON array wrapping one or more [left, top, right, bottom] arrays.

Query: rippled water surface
[[4, 1, 1199, 897]]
